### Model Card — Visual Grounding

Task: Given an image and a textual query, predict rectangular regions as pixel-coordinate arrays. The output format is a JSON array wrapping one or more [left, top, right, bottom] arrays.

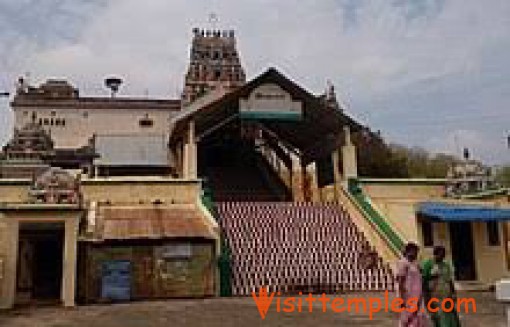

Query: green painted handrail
[[347, 178, 406, 254], [201, 183, 216, 218], [459, 188, 509, 199], [200, 183, 233, 296], [218, 238, 233, 297]]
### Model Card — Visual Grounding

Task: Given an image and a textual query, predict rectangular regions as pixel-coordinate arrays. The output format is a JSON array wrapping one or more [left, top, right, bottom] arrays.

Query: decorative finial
[[15, 76, 27, 95], [327, 79, 334, 91], [326, 80, 335, 99]]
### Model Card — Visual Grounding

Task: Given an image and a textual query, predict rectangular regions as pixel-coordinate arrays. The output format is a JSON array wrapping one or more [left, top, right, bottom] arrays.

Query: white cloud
[[425, 129, 504, 163], [0, 0, 509, 164]]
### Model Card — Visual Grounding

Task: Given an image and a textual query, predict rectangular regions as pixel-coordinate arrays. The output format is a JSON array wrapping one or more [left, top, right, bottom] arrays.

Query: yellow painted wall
[[0, 178, 203, 205], [0, 177, 209, 308], [0, 217, 15, 309], [336, 186, 401, 266], [15, 106, 174, 149], [81, 178, 202, 204], [360, 182, 445, 244], [416, 221, 452, 263], [375, 200, 420, 243], [0, 210, 81, 308], [472, 222, 510, 284], [320, 184, 338, 203], [0, 219, 9, 300], [362, 183, 445, 200], [0, 182, 30, 203], [358, 180, 510, 285], [415, 215, 509, 285]]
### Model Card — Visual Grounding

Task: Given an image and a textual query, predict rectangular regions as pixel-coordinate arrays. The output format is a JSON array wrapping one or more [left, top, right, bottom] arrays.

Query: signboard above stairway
[[239, 83, 302, 121]]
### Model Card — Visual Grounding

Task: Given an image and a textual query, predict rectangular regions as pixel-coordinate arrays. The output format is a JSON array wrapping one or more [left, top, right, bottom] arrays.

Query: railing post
[[342, 126, 357, 187], [290, 153, 305, 202]]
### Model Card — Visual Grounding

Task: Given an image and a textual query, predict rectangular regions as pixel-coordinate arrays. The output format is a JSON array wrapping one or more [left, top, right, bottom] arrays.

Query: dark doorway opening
[[17, 222, 64, 305], [449, 222, 477, 281]]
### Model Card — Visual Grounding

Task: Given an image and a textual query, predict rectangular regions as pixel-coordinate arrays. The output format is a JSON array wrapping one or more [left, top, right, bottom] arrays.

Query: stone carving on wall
[[28, 167, 82, 204]]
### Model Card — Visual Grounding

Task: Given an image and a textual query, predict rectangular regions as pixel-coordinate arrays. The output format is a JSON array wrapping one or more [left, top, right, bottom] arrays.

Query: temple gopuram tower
[[181, 28, 246, 105]]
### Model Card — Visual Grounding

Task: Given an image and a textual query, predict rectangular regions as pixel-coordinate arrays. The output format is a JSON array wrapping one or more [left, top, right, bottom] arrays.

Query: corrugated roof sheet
[[97, 205, 216, 240], [95, 134, 169, 166]]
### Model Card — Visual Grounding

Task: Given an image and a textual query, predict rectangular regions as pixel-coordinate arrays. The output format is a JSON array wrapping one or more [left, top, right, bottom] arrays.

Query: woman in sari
[[396, 242, 426, 327], [422, 246, 461, 327]]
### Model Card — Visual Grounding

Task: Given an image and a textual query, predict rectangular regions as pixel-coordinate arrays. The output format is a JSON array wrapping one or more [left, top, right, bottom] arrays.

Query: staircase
[[204, 151, 289, 202], [216, 201, 395, 296]]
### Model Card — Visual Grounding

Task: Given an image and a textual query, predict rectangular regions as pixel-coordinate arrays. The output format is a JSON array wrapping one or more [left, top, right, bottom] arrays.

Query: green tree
[[495, 166, 510, 186], [350, 130, 466, 179]]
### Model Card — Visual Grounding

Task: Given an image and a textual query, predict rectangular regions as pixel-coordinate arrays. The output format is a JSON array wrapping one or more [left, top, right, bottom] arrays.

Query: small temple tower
[[181, 28, 246, 105]]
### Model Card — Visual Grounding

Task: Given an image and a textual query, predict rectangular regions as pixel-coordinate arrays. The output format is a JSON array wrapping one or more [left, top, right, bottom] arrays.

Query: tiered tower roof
[[181, 28, 246, 105]]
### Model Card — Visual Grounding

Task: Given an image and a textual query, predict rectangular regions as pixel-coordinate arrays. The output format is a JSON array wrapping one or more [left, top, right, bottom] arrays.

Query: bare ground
[[0, 292, 506, 327]]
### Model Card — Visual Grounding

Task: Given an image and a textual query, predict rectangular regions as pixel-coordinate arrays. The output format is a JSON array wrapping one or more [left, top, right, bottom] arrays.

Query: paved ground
[[0, 292, 506, 327]]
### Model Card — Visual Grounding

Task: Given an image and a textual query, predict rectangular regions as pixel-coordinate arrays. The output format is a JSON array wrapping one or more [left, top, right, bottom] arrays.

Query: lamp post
[[0, 92, 8, 97]]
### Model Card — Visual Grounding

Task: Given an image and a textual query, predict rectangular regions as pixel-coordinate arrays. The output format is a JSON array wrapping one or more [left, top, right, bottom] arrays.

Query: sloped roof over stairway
[[169, 67, 366, 163]]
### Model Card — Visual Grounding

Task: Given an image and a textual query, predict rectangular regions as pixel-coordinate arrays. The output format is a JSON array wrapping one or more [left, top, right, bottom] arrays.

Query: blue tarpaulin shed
[[417, 202, 510, 222]]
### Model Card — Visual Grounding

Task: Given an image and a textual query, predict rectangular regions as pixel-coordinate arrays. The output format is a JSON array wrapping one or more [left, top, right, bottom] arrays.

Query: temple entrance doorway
[[16, 222, 65, 305]]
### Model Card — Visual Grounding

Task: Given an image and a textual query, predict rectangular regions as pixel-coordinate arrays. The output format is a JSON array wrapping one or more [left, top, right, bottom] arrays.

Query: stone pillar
[[331, 149, 342, 199], [184, 120, 198, 179], [1, 220, 18, 309], [290, 153, 305, 202], [342, 126, 358, 184], [61, 217, 79, 307], [183, 142, 190, 178], [171, 144, 182, 177], [281, 150, 292, 190], [175, 143, 184, 178], [305, 161, 320, 202]]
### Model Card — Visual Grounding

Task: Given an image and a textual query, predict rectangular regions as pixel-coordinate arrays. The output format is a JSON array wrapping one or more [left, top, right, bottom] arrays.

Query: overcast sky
[[0, 0, 509, 164]]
